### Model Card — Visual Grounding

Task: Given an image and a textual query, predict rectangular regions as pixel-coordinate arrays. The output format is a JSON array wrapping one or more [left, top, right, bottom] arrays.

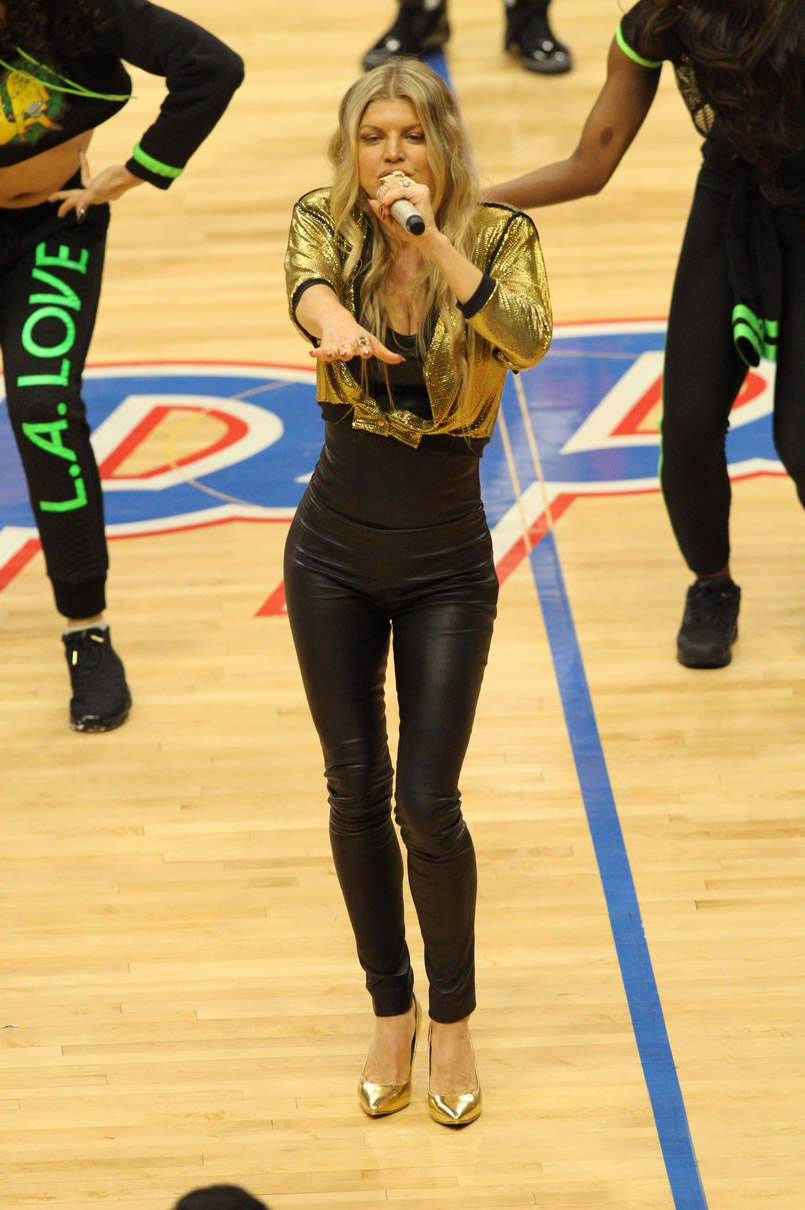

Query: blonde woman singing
[[284, 59, 551, 1126]]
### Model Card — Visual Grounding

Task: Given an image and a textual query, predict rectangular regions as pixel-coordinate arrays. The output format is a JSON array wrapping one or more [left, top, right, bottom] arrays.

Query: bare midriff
[[0, 130, 94, 208]]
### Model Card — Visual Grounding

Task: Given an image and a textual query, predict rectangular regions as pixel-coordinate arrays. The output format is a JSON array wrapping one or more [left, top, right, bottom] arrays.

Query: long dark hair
[[630, 0, 805, 185], [0, 0, 109, 69]]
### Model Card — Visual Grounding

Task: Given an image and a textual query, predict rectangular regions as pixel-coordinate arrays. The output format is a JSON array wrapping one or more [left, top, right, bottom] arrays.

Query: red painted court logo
[[0, 324, 782, 611]]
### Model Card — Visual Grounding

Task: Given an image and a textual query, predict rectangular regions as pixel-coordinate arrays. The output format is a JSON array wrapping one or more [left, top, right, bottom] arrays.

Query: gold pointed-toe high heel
[[358, 997, 421, 1117], [427, 1023, 483, 1127]]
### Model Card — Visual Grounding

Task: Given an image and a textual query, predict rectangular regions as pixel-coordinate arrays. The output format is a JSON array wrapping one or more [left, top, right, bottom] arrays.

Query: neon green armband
[[131, 142, 183, 180], [615, 24, 662, 70]]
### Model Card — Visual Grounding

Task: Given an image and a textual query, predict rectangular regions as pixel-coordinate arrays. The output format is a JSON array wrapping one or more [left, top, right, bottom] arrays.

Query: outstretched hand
[[49, 149, 144, 220], [310, 324, 404, 366]]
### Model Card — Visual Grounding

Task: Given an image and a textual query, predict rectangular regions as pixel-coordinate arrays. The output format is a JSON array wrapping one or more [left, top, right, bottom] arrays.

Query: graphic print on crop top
[[0, 53, 69, 150]]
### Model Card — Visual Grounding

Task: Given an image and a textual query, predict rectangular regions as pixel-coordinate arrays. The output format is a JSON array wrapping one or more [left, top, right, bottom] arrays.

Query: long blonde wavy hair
[[327, 60, 481, 426]]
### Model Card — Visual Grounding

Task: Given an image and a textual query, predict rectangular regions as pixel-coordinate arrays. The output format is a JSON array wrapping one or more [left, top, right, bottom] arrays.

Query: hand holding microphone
[[376, 171, 427, 237]]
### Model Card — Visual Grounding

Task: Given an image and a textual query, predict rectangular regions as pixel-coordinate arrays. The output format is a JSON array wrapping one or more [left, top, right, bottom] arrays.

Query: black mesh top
[[618, 2, 721, 139], [617, 0, 805, 199]]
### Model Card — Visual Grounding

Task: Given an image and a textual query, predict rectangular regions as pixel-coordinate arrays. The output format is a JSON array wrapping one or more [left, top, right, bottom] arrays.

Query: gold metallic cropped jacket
[[285, 187, 552, 448]]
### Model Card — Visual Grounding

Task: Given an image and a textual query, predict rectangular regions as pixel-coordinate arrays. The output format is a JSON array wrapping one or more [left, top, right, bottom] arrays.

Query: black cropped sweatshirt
[[0, 0, 244, 188]]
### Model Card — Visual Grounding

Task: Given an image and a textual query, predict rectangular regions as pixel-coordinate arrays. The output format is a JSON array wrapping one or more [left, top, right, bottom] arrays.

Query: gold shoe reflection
[[358, 997, 421, 1117], [427, 1023, 483, 1126]]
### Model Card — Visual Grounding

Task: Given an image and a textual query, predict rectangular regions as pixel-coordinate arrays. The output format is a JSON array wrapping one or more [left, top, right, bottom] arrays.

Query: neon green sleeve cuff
[[615, 23, 663, 70], [131, 142, 183, 180]]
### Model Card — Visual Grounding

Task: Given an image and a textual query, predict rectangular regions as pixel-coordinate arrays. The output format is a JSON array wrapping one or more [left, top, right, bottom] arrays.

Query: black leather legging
[[284, 485, 499, 1022]]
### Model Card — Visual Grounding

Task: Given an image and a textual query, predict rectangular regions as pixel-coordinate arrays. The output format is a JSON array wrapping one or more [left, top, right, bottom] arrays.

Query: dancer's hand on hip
[[49, 149, 144, 221]]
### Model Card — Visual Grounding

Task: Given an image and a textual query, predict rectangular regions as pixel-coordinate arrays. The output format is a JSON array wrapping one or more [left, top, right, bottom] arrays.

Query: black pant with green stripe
[[661, 168, 805, 575], [0, 182, 110, 619]]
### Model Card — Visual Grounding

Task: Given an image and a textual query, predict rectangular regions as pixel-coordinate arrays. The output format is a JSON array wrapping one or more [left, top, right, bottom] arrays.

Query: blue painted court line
[[529, 532, 708, 1210], [422, 50, 449, 84], [423, 45, 705, 1206]]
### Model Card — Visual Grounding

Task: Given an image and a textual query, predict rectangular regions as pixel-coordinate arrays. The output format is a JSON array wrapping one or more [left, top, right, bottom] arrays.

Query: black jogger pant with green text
[[1, 185, 110, 618]]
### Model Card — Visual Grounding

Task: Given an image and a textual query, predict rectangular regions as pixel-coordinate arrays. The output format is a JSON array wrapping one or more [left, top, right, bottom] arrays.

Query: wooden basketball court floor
[[1, 3, 803, 1208]]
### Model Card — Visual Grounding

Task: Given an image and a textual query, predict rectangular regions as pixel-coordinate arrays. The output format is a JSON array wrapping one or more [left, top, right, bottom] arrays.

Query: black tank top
[[312, 327, 487, 528]]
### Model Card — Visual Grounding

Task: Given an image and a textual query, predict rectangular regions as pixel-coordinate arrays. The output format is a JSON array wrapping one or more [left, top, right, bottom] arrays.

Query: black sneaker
[[505, 3, 573, 75], [362, 2, 450, 71], [62, 626, 132, 732], [676, 579, 741, 669]]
